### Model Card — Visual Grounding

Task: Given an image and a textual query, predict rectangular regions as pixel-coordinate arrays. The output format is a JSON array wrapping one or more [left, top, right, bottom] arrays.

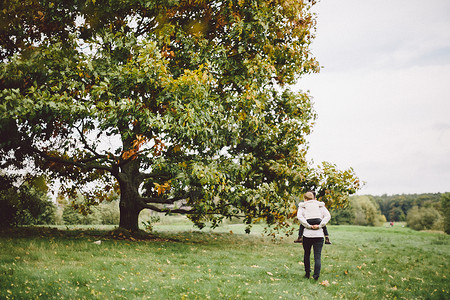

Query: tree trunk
[[119, 196, 141, 232], [117, 162, 143, 232]]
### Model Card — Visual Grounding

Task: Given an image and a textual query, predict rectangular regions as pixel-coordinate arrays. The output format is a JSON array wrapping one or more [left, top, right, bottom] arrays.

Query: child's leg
[[322, 225, 329, 236], [294, 224, 305, 243], [323, 225, 332, 244], [298, 224, 305, 237]]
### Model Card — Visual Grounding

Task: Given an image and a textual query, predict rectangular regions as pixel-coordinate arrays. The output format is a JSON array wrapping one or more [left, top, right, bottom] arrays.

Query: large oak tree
[[0, 0, 361, 233]]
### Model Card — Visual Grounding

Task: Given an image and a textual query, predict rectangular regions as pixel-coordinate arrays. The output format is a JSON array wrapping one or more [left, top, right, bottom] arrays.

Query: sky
[[296, 0, 450, 195]]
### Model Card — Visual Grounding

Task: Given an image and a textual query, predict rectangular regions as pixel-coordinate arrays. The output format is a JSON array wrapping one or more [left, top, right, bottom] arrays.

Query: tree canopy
[[0, 0, 361, 233]]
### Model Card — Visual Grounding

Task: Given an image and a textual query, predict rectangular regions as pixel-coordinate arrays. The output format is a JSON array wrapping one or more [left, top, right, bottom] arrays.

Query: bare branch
[[75, 125, 102, 157], [73, 124, 120, 163]]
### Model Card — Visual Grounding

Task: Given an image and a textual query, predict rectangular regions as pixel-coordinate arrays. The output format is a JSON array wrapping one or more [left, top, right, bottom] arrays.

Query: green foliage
[[373, 193, 443, 222], [352, 196, 386, 226], [370, 193, 449, 232], [330, 196, 386, 226], [442, 193, 450, 234], [141, 215, 161, 233], [62, 205, 99, 225], [99, 200, 121, 225], [0, 0, 361, 233], [61, 198, 120, 226], [388, 207, 406, 222], [0, 175, 55, 227], [0, 175, 55, 226], [329, 206, 354, 225], [406, 206, 444, 231]]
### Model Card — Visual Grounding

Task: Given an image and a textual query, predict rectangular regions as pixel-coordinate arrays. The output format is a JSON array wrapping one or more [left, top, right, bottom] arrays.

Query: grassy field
[[0, 220, 449, 299]]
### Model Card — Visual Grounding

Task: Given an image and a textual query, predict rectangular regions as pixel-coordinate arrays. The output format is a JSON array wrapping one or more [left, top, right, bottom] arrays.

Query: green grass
[[0, 222, 449, 299]]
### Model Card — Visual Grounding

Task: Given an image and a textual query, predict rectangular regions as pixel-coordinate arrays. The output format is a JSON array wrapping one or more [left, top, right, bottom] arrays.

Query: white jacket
[[297, 200, 331, 238]]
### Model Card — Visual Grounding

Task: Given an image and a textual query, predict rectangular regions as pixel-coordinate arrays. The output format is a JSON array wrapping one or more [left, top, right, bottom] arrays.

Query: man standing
[[297, 191, 331, 280]]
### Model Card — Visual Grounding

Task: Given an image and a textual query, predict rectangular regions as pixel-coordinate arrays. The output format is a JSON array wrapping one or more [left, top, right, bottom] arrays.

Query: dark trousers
[[298, 218, 329, 237], [303, 237, 324, 278]]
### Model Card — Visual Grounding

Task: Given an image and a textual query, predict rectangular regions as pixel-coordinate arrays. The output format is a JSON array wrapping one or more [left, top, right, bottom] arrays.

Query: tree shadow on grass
[[0, 226, 173, 242], [0, 226, 261, 245]]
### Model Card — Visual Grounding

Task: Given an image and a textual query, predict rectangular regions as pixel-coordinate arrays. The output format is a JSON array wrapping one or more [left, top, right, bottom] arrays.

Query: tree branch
[[140, 203, 195, 214], [139, 171, 171, 181], [141, 194, 188, 204], [75, 125, 102, 158], [29, 146, 114, 173], [74, 124, 120, 163], [75, 154, 108, 164]]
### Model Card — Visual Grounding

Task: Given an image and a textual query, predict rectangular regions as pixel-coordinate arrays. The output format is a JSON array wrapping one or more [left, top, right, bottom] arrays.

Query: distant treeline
[[372, 193, 442, 222], [330, 193, 449, 234]]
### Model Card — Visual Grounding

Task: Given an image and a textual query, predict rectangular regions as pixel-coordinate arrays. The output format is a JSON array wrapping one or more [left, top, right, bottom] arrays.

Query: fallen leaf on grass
[[270, 277, 281, 281], [266, 272, 273, 276], [320, 280, 330, 287], [93, 240, 101, 245]]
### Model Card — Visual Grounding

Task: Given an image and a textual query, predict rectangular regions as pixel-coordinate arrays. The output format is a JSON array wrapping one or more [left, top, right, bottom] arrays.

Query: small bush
[[406, 206, 443, 231], [62, 200, 120, 225], [442, 193, 450, 234], [141, 215, 161, 233], [331, 196, 385, 226], [0, 176, 55, 227]]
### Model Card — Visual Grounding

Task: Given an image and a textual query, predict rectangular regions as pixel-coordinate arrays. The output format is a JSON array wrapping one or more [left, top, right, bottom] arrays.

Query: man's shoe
[[313, 275, 319, 281], [304, 274, 310, 279], [294, 237, 303, 244], [325, 237, 332, 244]]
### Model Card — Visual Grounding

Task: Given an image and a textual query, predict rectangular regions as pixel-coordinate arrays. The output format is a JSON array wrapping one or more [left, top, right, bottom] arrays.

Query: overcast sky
[[296, 0, 450, 195]]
